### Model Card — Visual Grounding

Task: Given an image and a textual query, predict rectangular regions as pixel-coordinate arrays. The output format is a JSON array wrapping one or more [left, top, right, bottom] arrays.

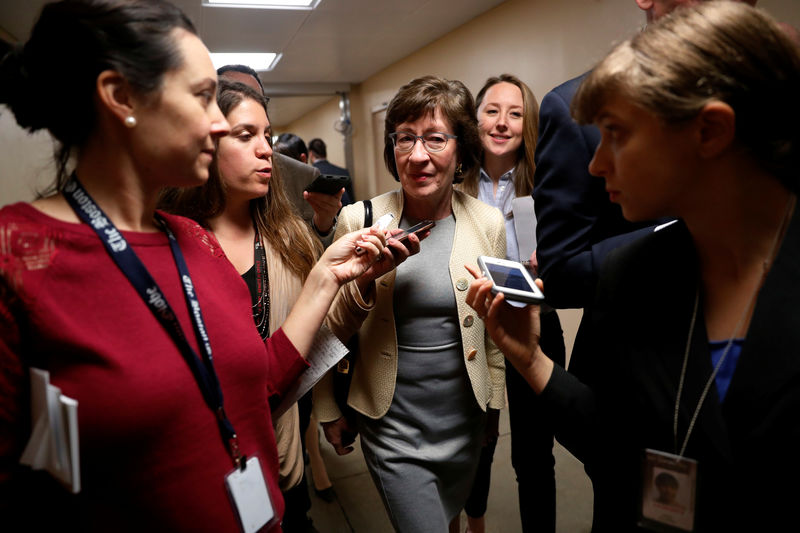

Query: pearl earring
[[124, 116, 137, 128]]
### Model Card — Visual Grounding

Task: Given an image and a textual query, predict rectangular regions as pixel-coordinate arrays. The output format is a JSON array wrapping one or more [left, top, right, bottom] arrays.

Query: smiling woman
[[455, 73, 566, 533]]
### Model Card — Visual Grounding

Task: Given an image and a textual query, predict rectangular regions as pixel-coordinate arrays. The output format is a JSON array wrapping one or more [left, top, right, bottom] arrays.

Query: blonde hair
[[573, 1, 800, 191], [461, 74, 539, 198], [160, 80, 321, 280]]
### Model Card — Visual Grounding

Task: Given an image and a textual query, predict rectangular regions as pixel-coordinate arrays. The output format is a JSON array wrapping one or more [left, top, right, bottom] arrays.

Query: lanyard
[[63, 174, 244, 468], [672, 194, 795, 457]]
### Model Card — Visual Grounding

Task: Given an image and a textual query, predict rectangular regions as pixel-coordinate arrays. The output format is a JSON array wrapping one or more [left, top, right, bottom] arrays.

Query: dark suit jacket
[[312, 159, 353, 205], [274, 152, 320, 225], [541, 214, 800, 532], [533, 73, 656, 308]]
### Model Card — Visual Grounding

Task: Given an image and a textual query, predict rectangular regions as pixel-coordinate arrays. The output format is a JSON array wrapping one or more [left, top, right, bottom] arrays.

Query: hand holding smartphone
[[304, 174, 350, 195], [477, 256, 545, 304], [355, 213, 395, 255]]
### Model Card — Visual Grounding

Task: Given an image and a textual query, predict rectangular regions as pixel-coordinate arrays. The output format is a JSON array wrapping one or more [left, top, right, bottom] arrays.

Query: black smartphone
[[477, 255, 545, 304], [304, 174, 351, 195], [393, 220, 435, 243]]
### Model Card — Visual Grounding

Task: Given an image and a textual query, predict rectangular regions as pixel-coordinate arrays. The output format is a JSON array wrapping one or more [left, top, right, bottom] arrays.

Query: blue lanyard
[[63, 174, 244, 468]]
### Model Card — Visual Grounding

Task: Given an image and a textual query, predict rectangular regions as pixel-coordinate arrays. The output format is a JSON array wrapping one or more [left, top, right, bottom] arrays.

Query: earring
[[124, 116, 137, 128], [455, 163, 463, 177]]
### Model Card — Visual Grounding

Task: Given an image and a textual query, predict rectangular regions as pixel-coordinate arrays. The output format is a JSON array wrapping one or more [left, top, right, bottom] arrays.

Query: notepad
[[19, 368, 80, 493], [273, 324, 348, 418]]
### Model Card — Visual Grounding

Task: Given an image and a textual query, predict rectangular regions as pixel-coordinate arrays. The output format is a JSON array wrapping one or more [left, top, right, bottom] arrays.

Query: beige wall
[[272, 95, 348, 179], [283, 0, 647, 201], [0, 109, 56, 202], [280, 0, 799, 201]]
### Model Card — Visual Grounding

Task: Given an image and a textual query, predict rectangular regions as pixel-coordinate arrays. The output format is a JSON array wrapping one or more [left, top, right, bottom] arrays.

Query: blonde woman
[[458, 74, 565, 533]]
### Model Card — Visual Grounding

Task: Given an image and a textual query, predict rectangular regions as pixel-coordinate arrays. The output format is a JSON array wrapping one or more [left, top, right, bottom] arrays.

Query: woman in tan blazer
[[314, 76, 506, 533]]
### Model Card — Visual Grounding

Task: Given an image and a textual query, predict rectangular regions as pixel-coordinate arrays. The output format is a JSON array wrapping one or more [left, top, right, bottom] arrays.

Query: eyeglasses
[[389, 131, 457, 153]]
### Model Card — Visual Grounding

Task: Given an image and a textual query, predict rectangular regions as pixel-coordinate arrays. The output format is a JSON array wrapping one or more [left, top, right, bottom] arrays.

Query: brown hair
[[383, 75, 480, 184], [461, 74, 539, 197], [573, 1, 800, 192], [159, 79, 321, 280]]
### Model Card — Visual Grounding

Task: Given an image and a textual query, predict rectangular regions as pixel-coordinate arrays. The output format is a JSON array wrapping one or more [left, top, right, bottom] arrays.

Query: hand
[[321, 416, 358, 455], [353, 228, 426, 297], [529, 250, 538, 276], [319, 227, 386, 285], [305, 188, 345, 234], [465, 264, 542, 376]]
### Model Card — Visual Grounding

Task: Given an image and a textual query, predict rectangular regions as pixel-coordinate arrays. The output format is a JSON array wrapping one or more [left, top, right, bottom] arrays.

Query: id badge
[[639, 449, 698, 532], [225, 456, 277, 533]]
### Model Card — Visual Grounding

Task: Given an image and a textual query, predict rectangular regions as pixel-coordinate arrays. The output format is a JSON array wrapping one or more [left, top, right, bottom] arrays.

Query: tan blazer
[[314, 188, 506, 422]]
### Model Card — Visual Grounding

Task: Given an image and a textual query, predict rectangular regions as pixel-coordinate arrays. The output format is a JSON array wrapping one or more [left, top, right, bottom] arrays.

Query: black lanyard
[[63, 174, 244, 468]]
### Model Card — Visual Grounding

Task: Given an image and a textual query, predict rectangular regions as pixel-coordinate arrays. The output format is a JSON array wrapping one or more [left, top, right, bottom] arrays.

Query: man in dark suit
[[533, 73, 655, 309], [308, 138, 354, 204]]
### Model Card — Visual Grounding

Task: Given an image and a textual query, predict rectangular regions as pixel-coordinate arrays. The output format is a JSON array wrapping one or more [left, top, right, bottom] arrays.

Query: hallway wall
[[279, 0, 800, 201]]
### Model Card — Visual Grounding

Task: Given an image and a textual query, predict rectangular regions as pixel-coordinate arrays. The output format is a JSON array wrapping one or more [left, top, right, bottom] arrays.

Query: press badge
[[225, 456, 276, 533], [639, 449, 698, 532]]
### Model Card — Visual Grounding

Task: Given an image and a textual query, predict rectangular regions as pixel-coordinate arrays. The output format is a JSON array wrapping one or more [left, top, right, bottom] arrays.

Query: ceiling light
[[203, 0, 320, 9], [210, 53, 282, 72]]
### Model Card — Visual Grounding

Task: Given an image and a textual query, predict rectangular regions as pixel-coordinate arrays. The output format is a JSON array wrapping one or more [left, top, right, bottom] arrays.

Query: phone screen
[[486, 263, 532, 292], [478, 255, 544, 304]]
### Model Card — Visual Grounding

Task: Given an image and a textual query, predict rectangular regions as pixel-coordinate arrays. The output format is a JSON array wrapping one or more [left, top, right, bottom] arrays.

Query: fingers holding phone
[[305, 188, 345, 234], [387, 219, 434, 260], [353, 218, 432, 299], [464, 263, 546, 383]]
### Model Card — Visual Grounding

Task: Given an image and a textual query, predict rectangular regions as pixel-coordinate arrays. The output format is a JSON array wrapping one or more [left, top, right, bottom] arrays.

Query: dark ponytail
[[0, 0, 197, 194]]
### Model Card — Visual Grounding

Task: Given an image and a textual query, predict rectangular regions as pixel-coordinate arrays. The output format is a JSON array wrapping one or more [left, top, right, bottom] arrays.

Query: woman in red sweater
[[0, 1, 388, 530]]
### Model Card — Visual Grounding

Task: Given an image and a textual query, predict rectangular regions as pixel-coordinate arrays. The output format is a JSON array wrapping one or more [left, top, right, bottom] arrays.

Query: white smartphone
[[477, 256, 545, 304]]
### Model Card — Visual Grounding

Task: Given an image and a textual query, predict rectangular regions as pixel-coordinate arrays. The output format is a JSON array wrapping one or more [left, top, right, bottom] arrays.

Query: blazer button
[[456, 278, 469, 291], [467, 348, 477, 361], [463, 315, 474, 327]]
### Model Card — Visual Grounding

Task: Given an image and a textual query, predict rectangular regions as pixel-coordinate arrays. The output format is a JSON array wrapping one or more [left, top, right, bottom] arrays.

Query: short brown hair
[[383, 75, 480, 184], [573, 1, 800, 192]]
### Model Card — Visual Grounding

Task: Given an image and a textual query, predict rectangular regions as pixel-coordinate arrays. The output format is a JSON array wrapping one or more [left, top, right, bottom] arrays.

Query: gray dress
[[358, 214, 485, 533]]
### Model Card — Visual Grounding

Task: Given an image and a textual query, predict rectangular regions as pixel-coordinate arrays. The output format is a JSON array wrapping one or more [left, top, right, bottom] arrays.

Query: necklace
[[673, 194, 795, 456], [253, 226, 270, 340]]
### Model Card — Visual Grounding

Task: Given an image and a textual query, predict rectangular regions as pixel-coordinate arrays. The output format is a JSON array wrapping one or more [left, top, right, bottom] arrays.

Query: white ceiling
[[0, 0, 507, 125]]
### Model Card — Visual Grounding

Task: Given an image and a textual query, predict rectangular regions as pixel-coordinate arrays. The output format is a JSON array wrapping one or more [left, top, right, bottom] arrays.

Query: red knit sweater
[[0, 203, 307, 531]]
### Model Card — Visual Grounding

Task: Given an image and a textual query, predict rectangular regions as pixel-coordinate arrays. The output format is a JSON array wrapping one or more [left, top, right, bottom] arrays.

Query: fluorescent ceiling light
[[210, 53, 282, 72], [204, 0, 319, 9]]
